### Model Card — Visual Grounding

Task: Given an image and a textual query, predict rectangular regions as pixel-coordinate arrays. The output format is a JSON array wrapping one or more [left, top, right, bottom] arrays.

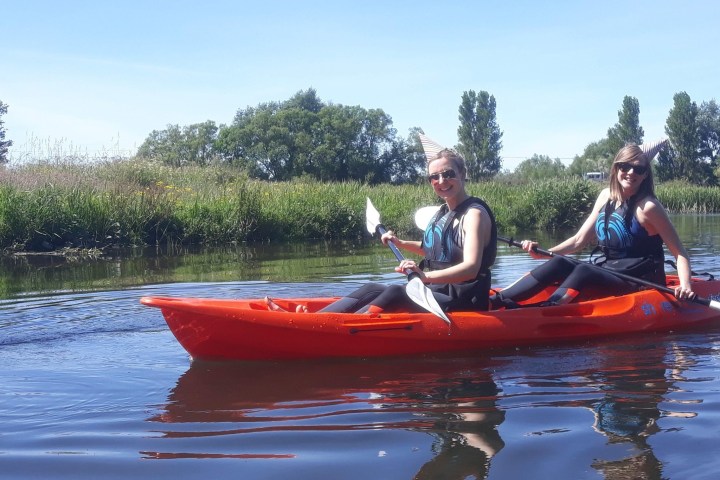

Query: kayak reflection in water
[[146, 357, 506, 477]]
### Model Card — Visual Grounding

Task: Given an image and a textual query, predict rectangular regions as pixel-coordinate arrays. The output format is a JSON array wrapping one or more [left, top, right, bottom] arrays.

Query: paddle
[[496, 235, 720, 311], [365, 198, 451, 324], [414, 204, 720, 310], [414, 205, 442, 230]]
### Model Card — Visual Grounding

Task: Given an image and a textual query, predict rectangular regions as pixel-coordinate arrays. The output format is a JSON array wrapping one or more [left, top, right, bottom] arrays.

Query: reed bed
[[0, 160, 718, 252], [656, 182, 720, 213]]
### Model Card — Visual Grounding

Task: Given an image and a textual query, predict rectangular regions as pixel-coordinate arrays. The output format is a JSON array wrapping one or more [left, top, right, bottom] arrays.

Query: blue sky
[[2, 0, 718, 169]]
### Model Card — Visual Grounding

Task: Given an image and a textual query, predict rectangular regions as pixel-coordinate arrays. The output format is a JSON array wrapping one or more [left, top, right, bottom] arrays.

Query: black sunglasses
[[428, 169, 457, 182], [616, 162, 648, 175]]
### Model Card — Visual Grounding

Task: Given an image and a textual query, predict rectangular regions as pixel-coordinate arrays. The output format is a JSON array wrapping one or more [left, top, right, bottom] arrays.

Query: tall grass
[[657, 181, 720, 213], [1, 160, 718, 252]]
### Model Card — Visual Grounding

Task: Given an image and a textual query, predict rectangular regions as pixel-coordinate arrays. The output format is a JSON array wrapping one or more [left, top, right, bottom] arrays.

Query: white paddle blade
[[419, 134, 445, 162], [640, 138, 669, 160], [406, 277, 450, 324], [366, 197, 381, 234], [414, 206, 441, 230]]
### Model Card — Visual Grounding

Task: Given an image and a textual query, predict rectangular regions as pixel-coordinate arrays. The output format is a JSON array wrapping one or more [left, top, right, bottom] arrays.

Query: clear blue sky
[[2, 0, 718, 169]]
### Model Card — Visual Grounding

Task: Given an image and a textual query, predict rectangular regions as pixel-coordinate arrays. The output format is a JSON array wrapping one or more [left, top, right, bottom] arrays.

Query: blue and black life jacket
[[420, 196, 497, 311], [593, 197, 665, 283]]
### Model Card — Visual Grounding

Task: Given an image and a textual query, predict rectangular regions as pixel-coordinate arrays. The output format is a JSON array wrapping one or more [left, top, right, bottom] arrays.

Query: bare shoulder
[[635, 195, 671, 233], [635, 195, 665, 214], [462, 205, 486, 226], [462, 204, 491, 243], [597, 188, 611, 202]]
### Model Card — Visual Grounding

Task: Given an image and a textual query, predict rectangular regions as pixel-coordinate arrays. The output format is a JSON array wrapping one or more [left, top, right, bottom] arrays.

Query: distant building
[[585, 171, 606, 182]]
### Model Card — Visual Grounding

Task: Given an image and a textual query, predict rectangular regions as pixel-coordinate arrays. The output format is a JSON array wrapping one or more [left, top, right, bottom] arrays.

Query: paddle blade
[[366, 197, 381, 235], [419, 134, 445, 162], [414, 206, 441, 230], [640, 138, 669, 161], [406, 276, 450, 324]]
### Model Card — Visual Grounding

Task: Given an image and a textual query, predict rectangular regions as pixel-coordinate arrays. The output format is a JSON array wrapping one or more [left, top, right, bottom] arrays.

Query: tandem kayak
[[140, 275, 720, 361]]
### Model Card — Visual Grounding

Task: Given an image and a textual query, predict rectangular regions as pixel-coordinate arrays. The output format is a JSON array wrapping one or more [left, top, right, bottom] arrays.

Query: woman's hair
[[429, 149, 467, 178], [608, 143, 656, 202]]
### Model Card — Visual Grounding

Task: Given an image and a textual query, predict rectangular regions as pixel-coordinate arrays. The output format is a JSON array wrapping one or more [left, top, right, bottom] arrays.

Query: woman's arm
[[380, 231, 424, 256], [522, 189, 609, 258], [638, 197, 695, 298]]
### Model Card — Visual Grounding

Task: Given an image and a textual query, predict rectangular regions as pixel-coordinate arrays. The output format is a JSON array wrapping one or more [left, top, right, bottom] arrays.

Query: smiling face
[[615, 159, 649, 194], [608, 144, 655, 202], [428, 155, 464, 201]]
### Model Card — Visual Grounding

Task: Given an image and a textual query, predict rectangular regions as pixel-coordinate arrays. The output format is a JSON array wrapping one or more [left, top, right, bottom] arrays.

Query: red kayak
[[140, 276, 720, 361]]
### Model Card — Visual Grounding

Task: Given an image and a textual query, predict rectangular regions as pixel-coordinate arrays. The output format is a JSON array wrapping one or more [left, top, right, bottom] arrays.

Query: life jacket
[[593, 197, 665, 283], [420, 196, 497, 311]]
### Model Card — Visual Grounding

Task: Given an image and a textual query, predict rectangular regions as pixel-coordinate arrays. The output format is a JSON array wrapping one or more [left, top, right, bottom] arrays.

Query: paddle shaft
[[375, 224, 420, 280], [366, 198, 450, 323], [374, 222, 450, 324], [497, 235, 719, 309]]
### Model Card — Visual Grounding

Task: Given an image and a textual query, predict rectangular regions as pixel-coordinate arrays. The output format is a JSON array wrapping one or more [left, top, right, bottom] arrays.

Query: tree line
[[1, 90, 718, 186], [130, 88, 503, 184], [522, 93, 720, 185]]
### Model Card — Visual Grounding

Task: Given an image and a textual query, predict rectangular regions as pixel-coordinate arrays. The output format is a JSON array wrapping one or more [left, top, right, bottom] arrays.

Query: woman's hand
[[395, 259, 427, 282], [674, 284, 696, 300], [521, 240, 545, 260], [380, 230, 398, 246]]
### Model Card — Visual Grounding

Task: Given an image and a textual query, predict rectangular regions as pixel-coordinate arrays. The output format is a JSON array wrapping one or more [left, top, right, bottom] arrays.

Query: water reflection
[[142, 334, 712, 479], [588, 342, 673, 478], [147, 357, 507, 479], [504, 335, 702, 480], [1, 214, 718, 300], [0, 240, 388, 299]]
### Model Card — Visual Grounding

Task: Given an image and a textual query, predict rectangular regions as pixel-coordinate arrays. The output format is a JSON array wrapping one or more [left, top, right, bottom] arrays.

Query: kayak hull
[[140, 276, 720, 361]]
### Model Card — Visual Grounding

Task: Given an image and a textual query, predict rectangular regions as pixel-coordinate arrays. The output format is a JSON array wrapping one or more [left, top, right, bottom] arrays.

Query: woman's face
[[428, 157, 463, 200], [614, 158, 649, 195]]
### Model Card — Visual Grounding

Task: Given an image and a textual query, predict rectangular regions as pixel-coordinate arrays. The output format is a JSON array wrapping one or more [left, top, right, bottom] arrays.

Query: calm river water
[[2, 215, 720, 479]]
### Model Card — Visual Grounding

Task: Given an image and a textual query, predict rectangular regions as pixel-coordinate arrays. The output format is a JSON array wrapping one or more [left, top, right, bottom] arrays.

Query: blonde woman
[[269, 146, 498, 314], [493, 141, 695, 307]]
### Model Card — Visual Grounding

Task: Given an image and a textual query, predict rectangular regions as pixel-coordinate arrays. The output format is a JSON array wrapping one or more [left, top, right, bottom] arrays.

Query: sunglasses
[[616, 162, 649, 175], [428, 169, 457, 182]]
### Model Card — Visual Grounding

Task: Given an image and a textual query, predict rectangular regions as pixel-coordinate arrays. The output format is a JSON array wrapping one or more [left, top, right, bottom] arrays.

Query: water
[[2, 215, 720, 479]]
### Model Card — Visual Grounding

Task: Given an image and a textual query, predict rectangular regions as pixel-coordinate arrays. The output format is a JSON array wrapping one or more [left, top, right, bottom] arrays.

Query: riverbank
[[2, 159, 720, 252]]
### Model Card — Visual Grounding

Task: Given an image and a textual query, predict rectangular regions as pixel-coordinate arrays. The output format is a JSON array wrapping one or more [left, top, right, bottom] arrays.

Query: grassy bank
[[1, 160, 719, 252]]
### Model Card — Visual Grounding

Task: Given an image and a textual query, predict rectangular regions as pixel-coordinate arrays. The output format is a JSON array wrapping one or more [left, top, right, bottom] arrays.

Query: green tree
[[568, 139, 614, 177], [514, 154, 567, 181], [215, 89, 410, 183], [390, 127, 429, 184], [311, 104, 397, 182], [698, 99, 720, 167], [657, 91, 715, 185], [607, 96, 644, 154], [284, 87, 324, 113], [456, 90, 503, 180], [136, 120, 219, 167], [571, 96, 646, 176], [0, 101, 12, 164]]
